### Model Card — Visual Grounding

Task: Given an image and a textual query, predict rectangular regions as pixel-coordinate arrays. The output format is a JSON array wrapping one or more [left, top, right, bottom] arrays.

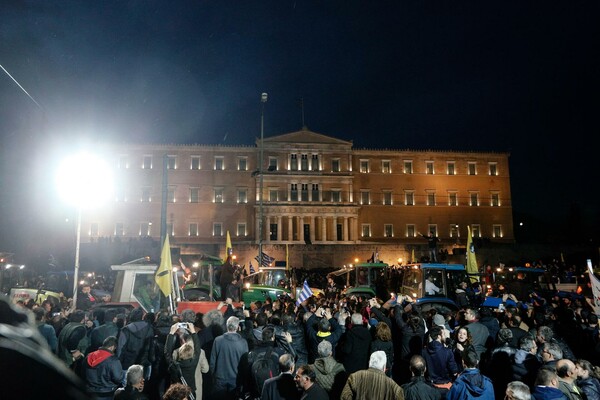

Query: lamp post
[[258, 92, 268, 267], [56, 153, 112, 310]]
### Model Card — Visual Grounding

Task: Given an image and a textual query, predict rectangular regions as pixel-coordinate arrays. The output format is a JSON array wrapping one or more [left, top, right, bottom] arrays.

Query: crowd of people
[[3, 266, 600, 400]]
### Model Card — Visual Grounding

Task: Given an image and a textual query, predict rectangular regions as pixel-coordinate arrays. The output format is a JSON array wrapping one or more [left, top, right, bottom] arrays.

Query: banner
[[587, 259, 600, 310], [466, 226, 478, 282], [155, 236, 173, 297]]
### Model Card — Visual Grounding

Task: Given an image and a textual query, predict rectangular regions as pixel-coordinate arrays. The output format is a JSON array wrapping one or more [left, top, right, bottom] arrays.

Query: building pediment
[[259, 128, 353, 148]]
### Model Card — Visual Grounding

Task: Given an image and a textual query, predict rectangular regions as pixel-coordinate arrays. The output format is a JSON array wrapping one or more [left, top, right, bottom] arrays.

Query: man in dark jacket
[[210, 315, 249, 399], [422, 326, 458, 393], [117, 308, 154, 373], [114, 364, 149, 400], [511, 335, 542, 388], [402, 355, 441, 400], [282, 313, 309, 366], [82, 336, 124, 398], [89, 308, 120, 354], [57, 309, 89, 368], [261, 353, 301, 400], [338, 312, 372, 374]]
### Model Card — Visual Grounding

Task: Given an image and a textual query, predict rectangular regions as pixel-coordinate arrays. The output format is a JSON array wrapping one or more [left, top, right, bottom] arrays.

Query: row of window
[[359, 159, 498, 176], [119, 154, 499, 176], [90, 222, 502, 239], [362, 224, 503, 239], [129, 186, 501, 207]]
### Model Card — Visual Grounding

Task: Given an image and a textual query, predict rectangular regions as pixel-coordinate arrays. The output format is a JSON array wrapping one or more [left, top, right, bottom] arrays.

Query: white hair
[[351, 313, 363, 326], [369, 350, 387, 371]]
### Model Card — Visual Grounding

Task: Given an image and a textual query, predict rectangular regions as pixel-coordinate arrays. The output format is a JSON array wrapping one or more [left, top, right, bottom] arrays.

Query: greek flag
[[296, 280, 314, 306], [249, 262, 256, 274], [255, 252, 275, 267]]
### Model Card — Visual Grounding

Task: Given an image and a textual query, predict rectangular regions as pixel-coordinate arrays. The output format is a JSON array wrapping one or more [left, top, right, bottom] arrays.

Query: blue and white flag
[[296, 280, 314, 306], [249, 262, 256, 274], [255, 252, 275, 267]]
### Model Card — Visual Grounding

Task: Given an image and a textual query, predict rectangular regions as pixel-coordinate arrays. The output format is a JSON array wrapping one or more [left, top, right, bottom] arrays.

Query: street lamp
[[258, 93, 268, 267], [56, 152, 113, 309]]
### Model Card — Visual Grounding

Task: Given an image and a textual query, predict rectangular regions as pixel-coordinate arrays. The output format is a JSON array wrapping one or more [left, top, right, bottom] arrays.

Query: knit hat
[[432, 314, 445, 327]]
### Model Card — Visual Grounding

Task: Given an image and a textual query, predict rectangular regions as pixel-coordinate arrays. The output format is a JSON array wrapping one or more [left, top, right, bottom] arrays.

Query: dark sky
[[1, 1, 599, 255]]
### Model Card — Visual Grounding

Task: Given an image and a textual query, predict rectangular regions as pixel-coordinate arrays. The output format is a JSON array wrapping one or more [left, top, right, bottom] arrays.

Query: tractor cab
[[331, 262, 389, 299], [399, 263, 469, 314]]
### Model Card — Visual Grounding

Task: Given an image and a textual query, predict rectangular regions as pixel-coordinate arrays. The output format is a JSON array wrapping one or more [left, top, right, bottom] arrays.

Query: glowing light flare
[[55, 153, 114, 209]]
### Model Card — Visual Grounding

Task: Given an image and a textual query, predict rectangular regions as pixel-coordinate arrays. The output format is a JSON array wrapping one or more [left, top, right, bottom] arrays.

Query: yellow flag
[[155, 235, 173, 297], [286, 244, 289, 272], [466, 226, 478, 282], [411, 248, 415, 263], [225, 230, 233, 260]]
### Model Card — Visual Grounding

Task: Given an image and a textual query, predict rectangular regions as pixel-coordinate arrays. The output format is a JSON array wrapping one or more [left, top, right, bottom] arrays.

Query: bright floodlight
[[56, 153, 113, 208]]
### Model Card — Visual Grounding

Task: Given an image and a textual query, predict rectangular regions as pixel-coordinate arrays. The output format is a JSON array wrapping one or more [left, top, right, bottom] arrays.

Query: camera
[[177, 322, 188, 329]]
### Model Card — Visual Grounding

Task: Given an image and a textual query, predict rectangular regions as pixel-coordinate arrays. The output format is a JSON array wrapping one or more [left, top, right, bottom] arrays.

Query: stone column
[[277, 216, 282, 242], [321, 216, 327, 242], [343, 217, 348, 242], [288, 216, 293, 241], [310, 216, 316, 243], [299, 216, 304, 242]]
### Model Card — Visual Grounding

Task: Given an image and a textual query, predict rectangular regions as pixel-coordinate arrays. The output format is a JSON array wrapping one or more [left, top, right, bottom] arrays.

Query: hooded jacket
[[83, 347, 123, 395], [446, 368, 494, 400], [312, 355, 346, 392], [117, 321, 154, 370], [422, 340, 458, 384], [512, 349, 541, 388], [578, 377, 600, 400]]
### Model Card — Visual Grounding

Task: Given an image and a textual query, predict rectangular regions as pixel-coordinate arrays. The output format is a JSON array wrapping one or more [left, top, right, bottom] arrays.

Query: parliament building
[[86, 129, 514, 269]]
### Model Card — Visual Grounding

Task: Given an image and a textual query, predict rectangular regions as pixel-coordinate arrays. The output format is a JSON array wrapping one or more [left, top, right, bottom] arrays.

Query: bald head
[[556, 359, 577, 383]]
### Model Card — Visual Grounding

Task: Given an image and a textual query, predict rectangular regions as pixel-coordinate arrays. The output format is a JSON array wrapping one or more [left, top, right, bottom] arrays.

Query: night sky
[[1, 1, 599, 258]]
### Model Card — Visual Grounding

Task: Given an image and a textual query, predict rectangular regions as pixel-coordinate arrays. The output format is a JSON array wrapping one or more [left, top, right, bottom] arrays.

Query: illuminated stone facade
[[86, 129, 513, 267]]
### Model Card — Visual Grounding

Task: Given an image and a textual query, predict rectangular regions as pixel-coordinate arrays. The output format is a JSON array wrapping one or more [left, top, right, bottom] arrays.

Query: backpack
[[248, 347, 279, 396]]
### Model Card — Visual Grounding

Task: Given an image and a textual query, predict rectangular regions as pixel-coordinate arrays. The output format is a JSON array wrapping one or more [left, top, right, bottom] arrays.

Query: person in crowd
[[506, 315, 529, 349], [295, 364, 329, 400], [198, 308, 224, 399], [210, 315, 249, 400], [89, 307, 120, 354], [541, 342, 563, 369], [463, 308, 490, 360], [423, 325, 458, 395], [479, 307, 500, 348], [305, 306, 343, 363], [114, 364, 149, 400], [165, 322, 206, 398], [393, 300, 426, 382], [311, 339, 346, 398], [451, 326, 476, 373], [455, 281, 470, 309], [341, 351, 404, 400], [536, 325, 575, 361], [82, 335, 124, 399], [117, 307, 155, 375], [532, 367, 567, 400], [338, 312, 372, 374], [33, 306, 58, 353], [421, 231, 440, 263], [261, 353, 301, 400], [402, 355, 441, 400], [505, 381, 531, 400], [281, 312, 309, 367], [431, 313, 452, 342], [556, 359, 585, 400], [219, 257, 236, 301], [446, 350, 494, 400], [240, 324, 288, 398], [76, 283, 97, 311], [575, 359, 600, 400], [57, 309, 90, 369], [486, 328, 517, 400], [162, 383, 192, 400], [370, 321, 394, 377], [324, 275, 340, 300], [511, 334, 542, 388]]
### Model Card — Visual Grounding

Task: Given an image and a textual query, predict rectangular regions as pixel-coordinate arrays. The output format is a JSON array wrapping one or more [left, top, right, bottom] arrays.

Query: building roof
[[259, 127, 353, 146]]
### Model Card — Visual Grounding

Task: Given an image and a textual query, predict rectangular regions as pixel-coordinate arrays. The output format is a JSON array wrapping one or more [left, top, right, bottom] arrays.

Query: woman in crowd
[[451, 326, 475, 372]]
